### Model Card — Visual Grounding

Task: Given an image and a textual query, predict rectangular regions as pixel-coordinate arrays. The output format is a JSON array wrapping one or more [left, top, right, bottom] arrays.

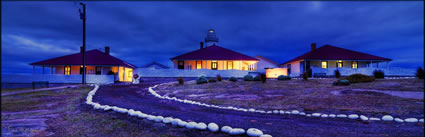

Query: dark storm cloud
[[1, 1, 423, 74]]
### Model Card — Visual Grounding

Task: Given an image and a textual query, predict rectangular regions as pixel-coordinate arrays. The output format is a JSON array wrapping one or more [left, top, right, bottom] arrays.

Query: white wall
[[311, 67, 416, 76], [283, 60, 302, 77], [135, 68, 251, 78], [2, 74, 115, 84], [255, 57, 279, 73]]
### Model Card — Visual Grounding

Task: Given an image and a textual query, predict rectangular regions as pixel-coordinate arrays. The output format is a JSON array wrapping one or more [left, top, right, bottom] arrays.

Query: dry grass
[[157, 78, 424, 117]]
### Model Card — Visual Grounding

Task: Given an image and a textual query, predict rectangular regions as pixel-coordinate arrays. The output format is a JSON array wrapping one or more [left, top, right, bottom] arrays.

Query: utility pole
[[79, 3, 86, 85]]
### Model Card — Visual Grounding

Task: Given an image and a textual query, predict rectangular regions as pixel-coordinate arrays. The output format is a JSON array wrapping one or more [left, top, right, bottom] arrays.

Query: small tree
[[334, 69, 341, 78], [373, 70, 385, 79], [177, 77, 184, 85], [216, 75, 222, 82], [302, 72, 308, 80], [260, 73, 267, 83], [416, 67, 424, 79]]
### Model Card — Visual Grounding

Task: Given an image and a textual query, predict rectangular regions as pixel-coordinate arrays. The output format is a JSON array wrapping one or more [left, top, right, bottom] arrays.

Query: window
[[128, 70, 133, 79], [177, 61, 184, 69], [352, 61, 358, 69], [337, 60, 343, 68], [321, 61, 327, 68], [196, 61, 202, 69], [227, 61, 233, 69], [211, 61, 217, 70], [64, 66, 71, 75]]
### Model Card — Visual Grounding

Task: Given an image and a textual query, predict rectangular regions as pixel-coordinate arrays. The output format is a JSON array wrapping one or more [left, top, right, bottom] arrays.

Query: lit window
[[337, 60, 343, 68], [197, 61, 202, 69], [211, 61, 217, 70], [128, 70, 133, 79], [64, 66, 71, 75], [352, 61, 358, 69], [227, 61, 233, 69], [321, 61, 327, 68]]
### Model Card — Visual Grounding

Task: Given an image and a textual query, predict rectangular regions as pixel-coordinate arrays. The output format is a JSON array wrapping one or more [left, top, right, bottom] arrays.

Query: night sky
[[2, 1, 423, 74]]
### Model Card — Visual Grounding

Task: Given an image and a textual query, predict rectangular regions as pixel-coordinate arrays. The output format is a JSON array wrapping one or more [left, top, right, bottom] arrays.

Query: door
[[211, 61, 218, 70], [178, 61, 184, 69]]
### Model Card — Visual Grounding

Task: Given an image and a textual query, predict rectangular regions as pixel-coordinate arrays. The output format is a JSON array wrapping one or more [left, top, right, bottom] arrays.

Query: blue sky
[[1, 1, 423, 74]]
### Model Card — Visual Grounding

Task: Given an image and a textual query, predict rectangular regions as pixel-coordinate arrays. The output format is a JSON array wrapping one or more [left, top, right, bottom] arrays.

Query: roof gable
[[30, 49, 136, 68], [141, 62, 169, 69], [170, 45, 258, 61], [281, 45, 391, 65]]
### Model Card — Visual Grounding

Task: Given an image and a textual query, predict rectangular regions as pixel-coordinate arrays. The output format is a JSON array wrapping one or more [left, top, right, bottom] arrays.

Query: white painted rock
[[147, 115, 155, 121], [285, 111, 291, 114], [221, 126, 232, 133], [260, 134, 273, 137], [382, 115, 394, 121], [195, 122, 207, 130], [273, 110, 279, 114], [321, 114, 328, 118], [154, 116, 164, 122], [329, 114, 336, 118], [337, 114, 347, 118], [279, 110, 285, 114], [360, 115, 368, 121], [249, 109, 256, 112], [312, 113, 321, 117], [395, 118, 404, 123], [420, 119, 424, 123], [266, 111, 272, 114], [186, 122, 197, 129], [369, 117, 381, 121], [207, 123, 219, 132], [178, 121, 187, 127], [291, 110, 300, 115], [247, 128, 264, 137], [229, 128, 245, 135], [299, 112, 306, 115], [163, 117, 173, 124], [348, 114, 359, 119], [306, 114, 312, 117], [405, 118, 418, 123]]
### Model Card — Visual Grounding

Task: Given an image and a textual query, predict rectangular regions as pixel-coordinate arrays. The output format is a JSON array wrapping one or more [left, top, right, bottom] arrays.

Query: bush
[[229, 77, 237, 82], [334, 69, 341, 78], [177, 77, 184, 85], [344, 74, 375, 83], [302, 72, 308, 80], [244, 75, 254, 81], [260, 73, 266, 83], [333, 79, 350, 86], [416, 67, 424, 79], [216, 75, 222, 81], [196, 76, 208, 84], [307, 68, 312, 77], [107, 70, 116, 75], [277, 75, 291, 80], [253, 75, 261, 81], [373, 70, 385, 79], [208, 77, 217, 83]]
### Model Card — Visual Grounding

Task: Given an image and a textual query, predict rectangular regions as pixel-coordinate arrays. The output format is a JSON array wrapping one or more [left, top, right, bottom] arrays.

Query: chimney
[[105, 46, 110, 55], [200, 42, 204, 49], [80, 46, 84, 53], [311, 43, 316, 51]]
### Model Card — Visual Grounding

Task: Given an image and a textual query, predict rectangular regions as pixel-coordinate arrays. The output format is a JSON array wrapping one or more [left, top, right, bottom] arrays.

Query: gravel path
[[93, 81, 424, 137]]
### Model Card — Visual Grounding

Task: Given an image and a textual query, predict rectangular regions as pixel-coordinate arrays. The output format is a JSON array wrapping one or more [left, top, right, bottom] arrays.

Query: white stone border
[[85, 84, 272, 137], [150, 82, 424, 124]]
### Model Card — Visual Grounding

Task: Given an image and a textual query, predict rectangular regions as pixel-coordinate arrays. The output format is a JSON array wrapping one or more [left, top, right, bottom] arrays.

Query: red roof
[[30, 49, 136, 68], [170, 45, 258, 61], [281, 45, 391, 65]]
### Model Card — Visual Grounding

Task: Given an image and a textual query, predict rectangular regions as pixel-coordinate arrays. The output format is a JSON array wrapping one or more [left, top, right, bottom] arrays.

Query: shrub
[[307, 68, 312, 77], [244, 75, 254, 81], [177, 77, 184, 85], [416, 67, 424, 79], [253, 75, 261, 81], [229, 77, 237, 82], [277, 75, 291, 80], [302, 72, 308, 80], [107, 70, 115, 75], [196, 76, 208, 84], [208, 77, 217, 82], [344, 74, 375, 83], [373, 70, 385, 79], [260, 73, 266, 83], [334, 69, 341, 78], [333, 79, 350, 86], [216, 75, 222, 81]]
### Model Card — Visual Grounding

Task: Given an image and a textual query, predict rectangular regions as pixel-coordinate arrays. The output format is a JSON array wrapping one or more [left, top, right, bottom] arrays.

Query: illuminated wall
[[266, 68, 288, 78]]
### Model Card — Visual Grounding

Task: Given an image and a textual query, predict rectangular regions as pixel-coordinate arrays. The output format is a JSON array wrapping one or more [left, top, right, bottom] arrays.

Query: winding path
[[93, 81, 424, 137]]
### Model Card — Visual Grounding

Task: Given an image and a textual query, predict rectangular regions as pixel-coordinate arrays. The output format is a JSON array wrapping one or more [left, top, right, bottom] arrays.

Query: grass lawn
[[1, 85, 230, 137], [156, 78, 424, 118]]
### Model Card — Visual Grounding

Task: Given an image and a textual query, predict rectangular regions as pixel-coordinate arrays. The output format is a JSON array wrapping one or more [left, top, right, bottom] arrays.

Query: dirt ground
[[156, 78, 424, 118]]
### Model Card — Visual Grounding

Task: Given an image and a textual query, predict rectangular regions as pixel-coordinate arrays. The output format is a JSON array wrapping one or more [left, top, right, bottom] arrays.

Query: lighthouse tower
[[204, 29, 219, 47]]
